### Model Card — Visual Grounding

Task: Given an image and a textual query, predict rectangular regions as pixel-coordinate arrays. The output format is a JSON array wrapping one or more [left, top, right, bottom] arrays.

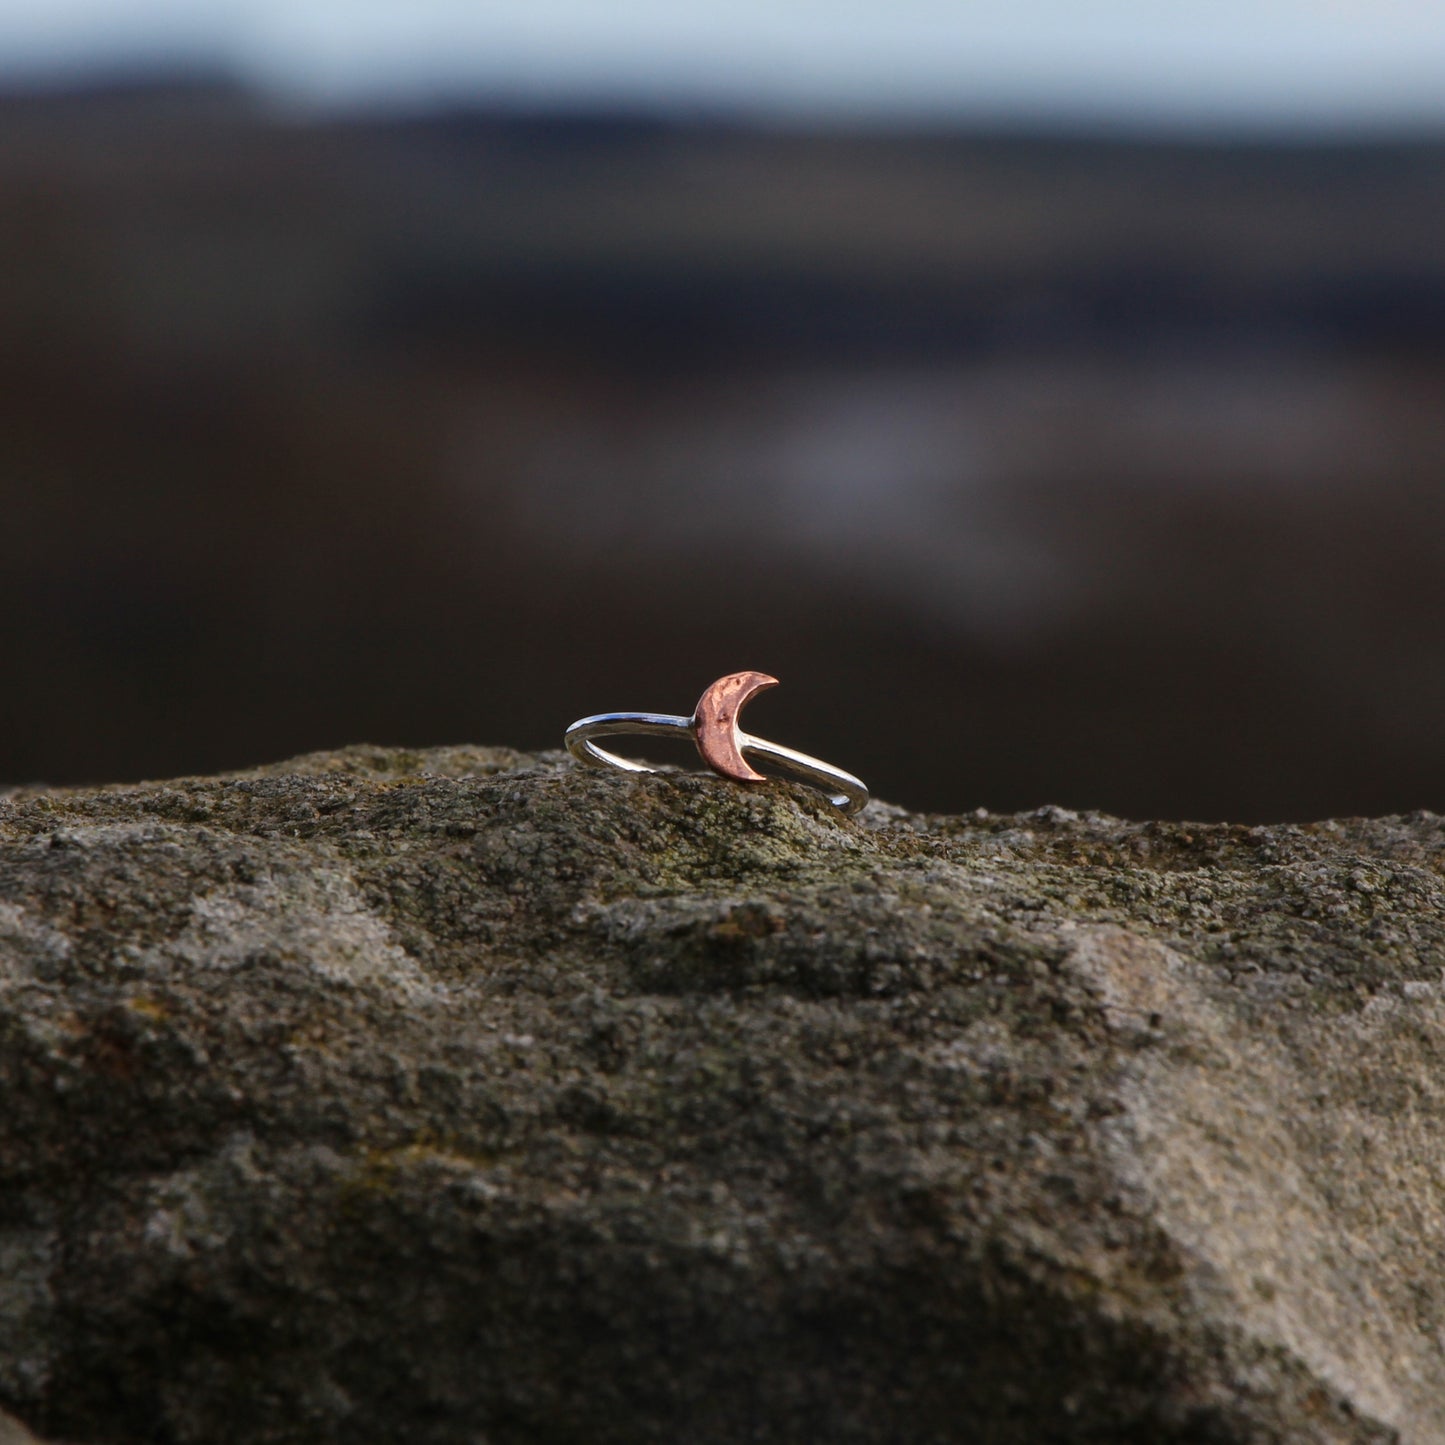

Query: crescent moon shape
[[692, 671, 779, 782]]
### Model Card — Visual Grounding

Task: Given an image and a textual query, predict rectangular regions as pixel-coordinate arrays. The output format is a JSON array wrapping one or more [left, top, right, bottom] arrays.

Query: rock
[[0, 1409, 45, 1445], [0, 744, 1443, 1444]]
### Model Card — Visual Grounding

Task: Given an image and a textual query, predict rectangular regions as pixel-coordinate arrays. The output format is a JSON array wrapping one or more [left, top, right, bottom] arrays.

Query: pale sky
[[3, 0, 1445, 127]]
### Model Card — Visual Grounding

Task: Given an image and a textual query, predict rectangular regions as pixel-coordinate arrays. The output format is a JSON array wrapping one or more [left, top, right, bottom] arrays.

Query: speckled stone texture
[[0, 745, 1443, 1444]]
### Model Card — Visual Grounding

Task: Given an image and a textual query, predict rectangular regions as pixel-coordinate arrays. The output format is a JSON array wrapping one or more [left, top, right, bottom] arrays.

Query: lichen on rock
[[0, 745, 1443, 1443]]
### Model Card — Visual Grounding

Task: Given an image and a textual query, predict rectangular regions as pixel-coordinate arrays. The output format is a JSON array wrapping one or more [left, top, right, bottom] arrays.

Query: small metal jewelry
[[565, 671, 868, 816]]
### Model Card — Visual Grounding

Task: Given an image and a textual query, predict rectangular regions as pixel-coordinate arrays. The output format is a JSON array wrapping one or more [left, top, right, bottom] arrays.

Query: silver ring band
[[564, 674, 868, 816]]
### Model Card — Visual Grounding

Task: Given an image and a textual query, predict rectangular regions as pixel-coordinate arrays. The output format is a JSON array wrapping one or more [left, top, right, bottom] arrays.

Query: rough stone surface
[[1, 745, 1444, 1444]]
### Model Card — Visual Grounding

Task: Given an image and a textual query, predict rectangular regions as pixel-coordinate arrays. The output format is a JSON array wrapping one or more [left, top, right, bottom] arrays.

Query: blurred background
[[2, 1, 1444, 820]]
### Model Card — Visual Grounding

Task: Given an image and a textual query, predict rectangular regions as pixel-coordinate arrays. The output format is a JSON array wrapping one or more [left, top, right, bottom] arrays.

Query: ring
[[565, 671, 869, 816]]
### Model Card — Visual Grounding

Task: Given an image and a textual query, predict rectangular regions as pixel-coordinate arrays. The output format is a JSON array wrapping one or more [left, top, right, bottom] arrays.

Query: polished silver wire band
[[565, 712, 869, 816]]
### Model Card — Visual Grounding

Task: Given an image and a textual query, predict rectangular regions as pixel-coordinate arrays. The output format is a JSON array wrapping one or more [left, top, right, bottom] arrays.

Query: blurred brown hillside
[[3, 77, 1445, 819]]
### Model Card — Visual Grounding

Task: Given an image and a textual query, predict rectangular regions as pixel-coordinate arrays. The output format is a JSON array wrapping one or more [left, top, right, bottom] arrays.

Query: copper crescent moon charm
[[691, 671, 779, 782]]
